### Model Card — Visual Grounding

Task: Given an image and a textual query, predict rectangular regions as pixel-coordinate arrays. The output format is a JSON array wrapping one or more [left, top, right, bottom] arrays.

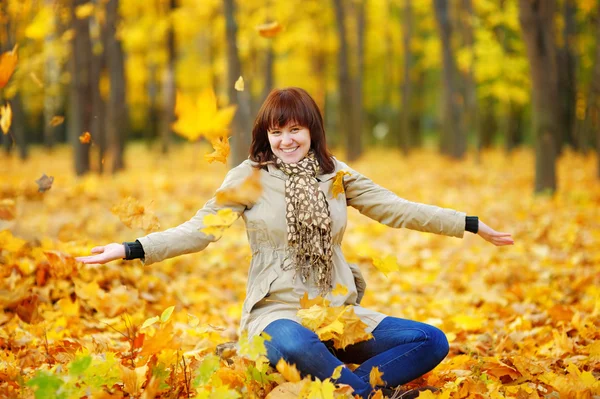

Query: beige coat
[[137, 158, 466, 338]]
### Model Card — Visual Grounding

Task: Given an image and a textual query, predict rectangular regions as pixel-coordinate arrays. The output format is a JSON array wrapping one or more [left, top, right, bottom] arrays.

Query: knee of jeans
[[264, 320, 315, 363], [427, 326, 450, 362]]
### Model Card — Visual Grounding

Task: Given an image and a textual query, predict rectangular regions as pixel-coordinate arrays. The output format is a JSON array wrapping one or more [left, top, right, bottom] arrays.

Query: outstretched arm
[[76, 161, 255, 265], [477, 219, 514, 246]]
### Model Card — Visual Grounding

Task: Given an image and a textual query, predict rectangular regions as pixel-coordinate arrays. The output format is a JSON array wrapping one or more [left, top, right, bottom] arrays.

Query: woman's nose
[[281, 133, 293, 145]]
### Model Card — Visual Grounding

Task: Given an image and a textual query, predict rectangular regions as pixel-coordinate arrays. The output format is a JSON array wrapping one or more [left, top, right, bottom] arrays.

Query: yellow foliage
[[216, 168, 263, 206], [0, 102, 12, 134], [276, 359, 302, 382], [332, 170, 350, 198], [205, 136, 231, 164], [369, 366, 385, 388], [201, 208, 239, 238], [110, 196, 160, 233]]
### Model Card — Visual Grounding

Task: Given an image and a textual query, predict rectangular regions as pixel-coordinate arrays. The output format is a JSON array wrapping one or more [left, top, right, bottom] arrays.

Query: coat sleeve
[[340, 161, 466, 238], [137, 161, 255, 265]]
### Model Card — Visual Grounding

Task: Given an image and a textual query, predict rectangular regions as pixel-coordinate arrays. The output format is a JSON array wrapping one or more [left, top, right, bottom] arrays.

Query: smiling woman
[[76, 87, 514, 399]]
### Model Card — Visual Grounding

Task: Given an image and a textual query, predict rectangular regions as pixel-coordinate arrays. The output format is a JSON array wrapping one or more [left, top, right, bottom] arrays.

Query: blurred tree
[[90, 0, 106, 172], [593, 2, 600, 177], [69, 0, 93, 175], [353, 0, 366, 159], [224, 0, 251, 166], [460, 0, 479, 159], [160, 0, 176, 154], [556, 0, 577, 152], [399, 0, 413, 154], [43, 0, 61, 150], [434, 0, 466, 159], [519, 0, 559, 193], [333, 0, 362, 161]]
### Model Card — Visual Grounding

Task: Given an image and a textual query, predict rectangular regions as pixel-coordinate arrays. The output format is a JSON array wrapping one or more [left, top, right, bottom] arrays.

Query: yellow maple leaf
[[256, 21, 283, 38], [172, 89, 237, 142], [276, 359, 302, 382], [238, 331, 269, 361], [332, 170, 351, 198], [331, 365, 344, 380], [334, 306, 373, 350], [298, 304, 332, 332], [369, 366, 385, 388], [204, 136, 230, 164], [300, 292, 330, 309], [0, 45, 18, 89], [111, 197, 160, 233], [234, 76, 244, 91], [301, 378, 336, 399], [216, 168, 262, 206], [331, 283, 348, 296], [451, 314, 486, 332], [372, 255, 400, 277], [201, 208, 239, 238], [1, 102, 12, 134]]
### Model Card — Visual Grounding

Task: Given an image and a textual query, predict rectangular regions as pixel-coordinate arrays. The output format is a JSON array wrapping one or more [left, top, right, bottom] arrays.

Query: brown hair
[[249, 87, 335, 173]]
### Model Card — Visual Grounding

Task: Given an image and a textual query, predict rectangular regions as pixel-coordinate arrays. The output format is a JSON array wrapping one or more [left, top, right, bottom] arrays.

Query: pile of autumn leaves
[[0, 145, 599, 399]]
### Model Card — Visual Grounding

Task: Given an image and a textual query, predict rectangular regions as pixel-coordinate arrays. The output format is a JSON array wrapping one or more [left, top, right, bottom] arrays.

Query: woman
[[77, 87, 514, 398]]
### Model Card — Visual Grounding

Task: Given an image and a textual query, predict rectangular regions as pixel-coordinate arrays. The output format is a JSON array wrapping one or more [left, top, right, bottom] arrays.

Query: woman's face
[[267, 122, 311, 164]]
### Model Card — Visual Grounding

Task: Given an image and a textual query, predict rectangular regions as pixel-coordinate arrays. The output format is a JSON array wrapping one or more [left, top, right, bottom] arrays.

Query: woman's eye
[[292, 128, 299, 132]]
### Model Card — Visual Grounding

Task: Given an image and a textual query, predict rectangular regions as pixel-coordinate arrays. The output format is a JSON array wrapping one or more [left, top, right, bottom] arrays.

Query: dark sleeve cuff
[[123, 240, 145, 260], [465, 216, 479, 234]]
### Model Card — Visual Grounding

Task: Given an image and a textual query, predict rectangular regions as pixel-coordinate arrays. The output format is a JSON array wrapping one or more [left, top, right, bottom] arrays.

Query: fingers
[[91, 246, 104, 254]]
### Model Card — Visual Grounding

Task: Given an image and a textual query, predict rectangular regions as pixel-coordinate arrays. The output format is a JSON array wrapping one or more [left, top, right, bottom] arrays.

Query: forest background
[[0, 0, 599, 398]]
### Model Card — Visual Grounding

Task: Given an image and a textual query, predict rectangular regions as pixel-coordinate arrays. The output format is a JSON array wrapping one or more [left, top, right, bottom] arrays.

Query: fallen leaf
[[369, 366, 385, 388], [276, 359, 302, 382], [234, 76, 244, 91], [0, 102, 12, 134], [256, 21, 283, 38], [35, 174, 54, 193], [0, 45, 18, 88], [331, 283, 348, 296], [0, 199, 16, 220]]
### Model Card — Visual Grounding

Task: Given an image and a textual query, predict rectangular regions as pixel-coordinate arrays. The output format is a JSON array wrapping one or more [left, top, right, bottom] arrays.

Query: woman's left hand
[[477, 220, 514, 246]]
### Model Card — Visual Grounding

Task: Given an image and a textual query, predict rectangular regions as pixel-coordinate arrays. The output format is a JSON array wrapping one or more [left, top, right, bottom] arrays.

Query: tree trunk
[[90, 0, 106, 173], [333, 0, 361, 161], [353, 0, 365, 158], [105, 0, 128, 172], [556, 0, 577, 152], [223, 0, 252, 167], [593, 3, 600, 178], [505, 101, 525, 152], [43, 0, 60, 150], [518, 0, 559, 193], [433, 0, 466, 159], [70, 0, 93, 176], [400, 0, 413, 154], [478, 97, 497, 149], [410, 71, 425, 147], [262, 42, 274, 103], [160, 0, 176, 154], [462, 0, 478, 160]]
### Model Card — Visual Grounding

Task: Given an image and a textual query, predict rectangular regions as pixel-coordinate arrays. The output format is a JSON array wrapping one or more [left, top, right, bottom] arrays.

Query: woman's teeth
[[282, 147, 298, 153]]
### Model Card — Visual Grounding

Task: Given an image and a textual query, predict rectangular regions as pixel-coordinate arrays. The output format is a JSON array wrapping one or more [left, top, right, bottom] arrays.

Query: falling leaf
[[50, 116, 64, 126], [216, 168, 263, 205], [0, 199, 16, 220], [331, 365, 344, 380], [201, 208, 239, 238], [44, 250, 78, 279], [332, 170, 351, 198], [0, 45, 18, 89], [238, 331, 269, 361], [0, 102, 12, 134], [256, 21, 283, 38], [79, 131, 92, 144], [300, 292, 330, 309], [276, 359, 302, 383], [369, 367, 385, 387], [172, 89, 236, 142], [75, 3, 95, 19], [15, 294, 42, 324], [234, 76, 244, 91], [35, 173, 54, 193], [30, 72, 43, 88], [111, 197, 160, 233], [372, 255, 401, 277], [205, 136, 230, 164], [331, 284, 348, 296], [333, 306, 373, 349]]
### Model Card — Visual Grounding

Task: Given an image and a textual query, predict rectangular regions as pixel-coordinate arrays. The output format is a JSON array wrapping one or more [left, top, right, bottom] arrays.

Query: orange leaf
[[0, 199, 16, 221], [0, 45, 18, 89], [50, 116, 64, 127], [276, 359, 302, 382], [0, 102, 12, 134], [79, 131, 91, 144], [256, 21, 283, 38]]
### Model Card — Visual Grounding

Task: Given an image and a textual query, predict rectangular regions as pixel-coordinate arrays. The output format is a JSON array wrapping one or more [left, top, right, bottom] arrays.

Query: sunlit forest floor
[[1, 143, 599, 398]]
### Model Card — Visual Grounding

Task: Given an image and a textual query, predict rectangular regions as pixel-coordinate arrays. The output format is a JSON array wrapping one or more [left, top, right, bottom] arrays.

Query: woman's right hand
[[76, 243, 126, 264]]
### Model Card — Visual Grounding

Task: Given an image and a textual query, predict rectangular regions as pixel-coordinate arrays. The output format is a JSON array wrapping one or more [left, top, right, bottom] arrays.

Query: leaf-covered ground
[[1, 144, 599, 398]]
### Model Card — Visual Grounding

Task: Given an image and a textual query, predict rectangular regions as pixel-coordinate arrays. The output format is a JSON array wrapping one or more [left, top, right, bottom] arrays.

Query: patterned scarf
[[275, 151, 333, 294]]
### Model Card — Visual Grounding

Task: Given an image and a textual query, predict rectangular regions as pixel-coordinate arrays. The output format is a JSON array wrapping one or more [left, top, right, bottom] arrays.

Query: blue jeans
[[263, 316, 449, 398]]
